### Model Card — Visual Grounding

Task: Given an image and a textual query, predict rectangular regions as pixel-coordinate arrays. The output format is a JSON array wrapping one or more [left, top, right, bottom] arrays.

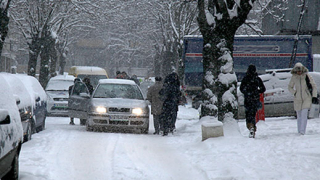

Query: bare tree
[[152, 0, 199, 77], [10, 0, 98, 87]]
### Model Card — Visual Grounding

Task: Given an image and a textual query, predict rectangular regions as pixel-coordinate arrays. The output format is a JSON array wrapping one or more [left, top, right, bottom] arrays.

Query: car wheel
[[2, 151, 19, 180], [141, 128, 149, 134], [31, 118, 37, 134], [23, 121, 32, 142], [80, 119, 86, 126], [86, 124, 93, 131]]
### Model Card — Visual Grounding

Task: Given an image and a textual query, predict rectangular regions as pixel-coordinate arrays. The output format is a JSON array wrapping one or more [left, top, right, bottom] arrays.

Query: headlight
[[132, 108, 143, 115], [96, 106, 107, 113]]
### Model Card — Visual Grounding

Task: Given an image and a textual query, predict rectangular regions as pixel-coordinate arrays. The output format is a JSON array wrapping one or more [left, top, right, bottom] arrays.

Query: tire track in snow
[[111, 134, 209, 180]]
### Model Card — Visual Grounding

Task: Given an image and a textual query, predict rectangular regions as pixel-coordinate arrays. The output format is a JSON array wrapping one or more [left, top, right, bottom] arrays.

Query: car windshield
[[93, 83, 144, 100]]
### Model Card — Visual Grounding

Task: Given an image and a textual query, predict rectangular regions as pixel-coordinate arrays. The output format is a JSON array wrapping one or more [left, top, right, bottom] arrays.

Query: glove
[[312, 97, 318, 104]]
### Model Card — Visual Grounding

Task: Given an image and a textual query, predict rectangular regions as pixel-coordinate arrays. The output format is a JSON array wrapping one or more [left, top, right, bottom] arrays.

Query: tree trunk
[[39, 46, 50, 88], [197, 0, 255, 121], [28, 37, 41, 77], [0, 1, 11, 57], [49, 39, 57, 77], [58, 52, 67, 75]]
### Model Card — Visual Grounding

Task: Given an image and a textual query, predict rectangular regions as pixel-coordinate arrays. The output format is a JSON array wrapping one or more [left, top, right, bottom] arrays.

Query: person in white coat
[[288, 62, 317, 135]]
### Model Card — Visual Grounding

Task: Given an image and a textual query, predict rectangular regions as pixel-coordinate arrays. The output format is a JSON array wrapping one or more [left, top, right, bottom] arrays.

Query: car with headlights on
[[45, 74, 75, 116], [68, 79, 149, 133]]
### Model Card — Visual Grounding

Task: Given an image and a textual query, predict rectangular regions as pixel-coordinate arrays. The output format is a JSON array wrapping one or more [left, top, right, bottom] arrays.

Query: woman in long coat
[[160, 72, 181, 136], [288, 62, 317, 135]]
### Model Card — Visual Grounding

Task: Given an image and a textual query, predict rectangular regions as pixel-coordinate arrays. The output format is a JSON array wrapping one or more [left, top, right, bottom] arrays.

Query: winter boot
[[249, 128, 255, 138]]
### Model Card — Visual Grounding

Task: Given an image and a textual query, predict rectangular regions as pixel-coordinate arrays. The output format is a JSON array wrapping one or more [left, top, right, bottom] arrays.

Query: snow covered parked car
[[0, 75, 23, 180], [68, 79, 149, 133], [238, 69, 320, 118], [14, 74, 47, 132], [0, 73, 34, 142], [46, 74, 75, 116]]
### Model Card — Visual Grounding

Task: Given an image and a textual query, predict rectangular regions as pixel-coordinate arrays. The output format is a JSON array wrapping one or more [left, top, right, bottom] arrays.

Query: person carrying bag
[[288, 62, 318, 135]]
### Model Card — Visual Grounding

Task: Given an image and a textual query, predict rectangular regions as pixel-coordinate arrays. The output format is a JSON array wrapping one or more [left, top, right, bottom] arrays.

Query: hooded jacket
[[288, 63, 317, 111]]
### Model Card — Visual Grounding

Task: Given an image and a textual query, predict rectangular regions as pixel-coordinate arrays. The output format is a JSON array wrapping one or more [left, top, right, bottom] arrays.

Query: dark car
[[68, 79, 149, 133], [0, 75, 23, 180]]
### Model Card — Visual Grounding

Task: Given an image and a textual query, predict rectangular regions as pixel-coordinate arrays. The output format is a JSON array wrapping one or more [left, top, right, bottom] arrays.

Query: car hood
[[91, 98, 148, 108]]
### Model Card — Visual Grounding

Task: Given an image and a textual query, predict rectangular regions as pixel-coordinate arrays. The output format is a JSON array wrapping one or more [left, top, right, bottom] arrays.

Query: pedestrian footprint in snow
[[288, 62, 317, 135], [240, 65, 266, 138]]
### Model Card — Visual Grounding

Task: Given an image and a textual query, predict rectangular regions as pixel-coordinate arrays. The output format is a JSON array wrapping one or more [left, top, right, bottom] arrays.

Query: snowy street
[[19, 106, 320, 180]]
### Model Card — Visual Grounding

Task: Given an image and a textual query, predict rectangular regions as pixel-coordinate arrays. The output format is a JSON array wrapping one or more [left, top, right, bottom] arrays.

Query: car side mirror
[[0, 110, 10, 125], [80, 93, 90, 98]]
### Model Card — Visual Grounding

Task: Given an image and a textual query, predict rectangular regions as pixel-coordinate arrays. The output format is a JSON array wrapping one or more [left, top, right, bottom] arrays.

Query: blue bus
[[183, 35, 313, 92]]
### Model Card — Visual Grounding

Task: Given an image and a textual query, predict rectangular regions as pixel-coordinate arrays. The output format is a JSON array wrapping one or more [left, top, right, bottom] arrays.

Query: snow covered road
[[19, 106, 320, 180], [19, 115, 208, 180]]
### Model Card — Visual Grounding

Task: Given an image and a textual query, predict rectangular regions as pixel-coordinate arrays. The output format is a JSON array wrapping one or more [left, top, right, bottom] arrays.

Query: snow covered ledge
[[201, 117, 224, 141]]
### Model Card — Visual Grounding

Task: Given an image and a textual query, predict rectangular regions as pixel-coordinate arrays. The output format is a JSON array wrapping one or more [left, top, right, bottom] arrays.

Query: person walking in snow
[[240, 65, 266, 138], [68, 77, 81, 125], [159, 72, 181, 136], [147, 76, 164, 135], [288, 62, 317, 135]]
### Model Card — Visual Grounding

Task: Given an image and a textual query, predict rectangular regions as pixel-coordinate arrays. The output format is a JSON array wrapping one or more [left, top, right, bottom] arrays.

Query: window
[[72, 82, 89, 96]]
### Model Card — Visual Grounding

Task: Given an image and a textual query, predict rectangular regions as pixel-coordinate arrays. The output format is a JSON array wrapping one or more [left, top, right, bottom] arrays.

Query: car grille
[[92, 116, 147, 126], [108, 107, 130, 113], [53, 98, 68, 101], [109, 120, 129, 125], [51, 106, 68, 110]]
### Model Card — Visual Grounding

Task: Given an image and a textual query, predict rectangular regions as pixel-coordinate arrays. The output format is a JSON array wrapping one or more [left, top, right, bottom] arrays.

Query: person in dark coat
[[146, 76, 163, 134], [240, 65, 266, 138], [130, 74, 140, 86], [83, 77, 94, 95], [160, 72, 181, 136], [115, 71, 122, 79], [68, 77, 81, 125]]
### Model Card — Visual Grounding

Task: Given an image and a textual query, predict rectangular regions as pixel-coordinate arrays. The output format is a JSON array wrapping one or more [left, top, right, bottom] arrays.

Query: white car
[[68, 79, 149, 133], [46, 74, 75, 116], [0, 75, 23, 180], [238, 69, 320, 118]]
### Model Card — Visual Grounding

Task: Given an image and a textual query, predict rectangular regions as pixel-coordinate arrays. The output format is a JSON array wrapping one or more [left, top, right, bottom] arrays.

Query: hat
[[247, 64, 256, 74]]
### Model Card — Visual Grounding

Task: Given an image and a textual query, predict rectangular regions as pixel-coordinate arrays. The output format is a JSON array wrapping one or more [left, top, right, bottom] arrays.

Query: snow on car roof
[[69, 66, 107, 76], [50, 74, 75, 81], [46, 75, 75, 91], [99, 79, 136, 85], [0, 73, 33, 108]]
